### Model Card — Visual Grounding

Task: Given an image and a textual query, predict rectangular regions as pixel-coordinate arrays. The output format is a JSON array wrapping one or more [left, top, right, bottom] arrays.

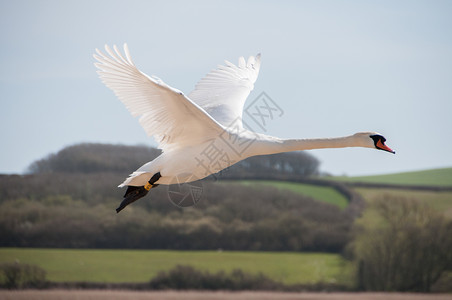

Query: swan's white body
[[94, 44, 394, 188]]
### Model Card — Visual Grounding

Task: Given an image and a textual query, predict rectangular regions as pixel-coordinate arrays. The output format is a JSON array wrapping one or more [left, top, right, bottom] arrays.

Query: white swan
[[94, 44, 395, 213]]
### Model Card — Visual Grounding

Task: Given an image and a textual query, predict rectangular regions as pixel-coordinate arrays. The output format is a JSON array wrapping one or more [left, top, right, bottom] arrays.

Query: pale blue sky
[[1, 0, 451, 176]]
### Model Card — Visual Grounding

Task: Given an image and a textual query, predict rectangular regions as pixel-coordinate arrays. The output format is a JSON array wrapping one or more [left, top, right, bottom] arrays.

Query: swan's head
[[354, 132, 395, 154]]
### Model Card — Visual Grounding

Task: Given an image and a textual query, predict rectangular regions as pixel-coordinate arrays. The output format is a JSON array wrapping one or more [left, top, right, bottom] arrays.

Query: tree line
[[0, 173, 351, 252], [0, 143, 348, 251], [27, 143, 320, 178]]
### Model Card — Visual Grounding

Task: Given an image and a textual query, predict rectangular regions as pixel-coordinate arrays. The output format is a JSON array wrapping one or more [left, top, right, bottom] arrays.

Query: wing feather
[[94, 44, 224, 153], [189, 53, 261, 128]]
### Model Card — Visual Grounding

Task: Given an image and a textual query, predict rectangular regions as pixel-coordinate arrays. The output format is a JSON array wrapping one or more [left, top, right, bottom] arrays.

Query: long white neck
[[246, 134, 367, 157]]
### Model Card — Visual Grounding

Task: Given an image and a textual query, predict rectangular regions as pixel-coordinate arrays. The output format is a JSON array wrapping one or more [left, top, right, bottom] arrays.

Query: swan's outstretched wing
[[188, 54, 261, 128], [94, 44, 224, 153]]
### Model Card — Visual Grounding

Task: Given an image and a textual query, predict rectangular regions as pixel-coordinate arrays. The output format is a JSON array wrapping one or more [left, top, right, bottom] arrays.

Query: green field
[[0, 248, 352, 285], [236, 180, 349, 209], [330, 167, 452, 187]]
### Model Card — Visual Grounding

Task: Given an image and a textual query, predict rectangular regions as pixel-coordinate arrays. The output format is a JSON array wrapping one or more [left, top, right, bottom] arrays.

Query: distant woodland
[[27, 143, 321, 177], [0, 143, 351, 252]]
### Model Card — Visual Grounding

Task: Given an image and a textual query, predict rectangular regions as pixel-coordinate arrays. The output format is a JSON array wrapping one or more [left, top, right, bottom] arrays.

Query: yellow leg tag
[[144, 183, 152, 191]]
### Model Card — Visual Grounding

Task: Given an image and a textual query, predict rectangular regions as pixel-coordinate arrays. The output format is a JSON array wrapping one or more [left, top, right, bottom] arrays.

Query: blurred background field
[[0, 144, 451, 292], [238, 181, 349, 209], [330, 167, 452, 187], [2, 290, 452, 300], [0, 249, 352, 285]]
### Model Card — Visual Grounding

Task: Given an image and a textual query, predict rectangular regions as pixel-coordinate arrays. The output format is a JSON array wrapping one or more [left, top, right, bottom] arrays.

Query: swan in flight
[[94, 44, 395, 213]]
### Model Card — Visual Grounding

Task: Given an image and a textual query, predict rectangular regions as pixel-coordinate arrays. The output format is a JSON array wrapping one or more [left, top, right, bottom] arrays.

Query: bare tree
[[352, 196, 452, 292]]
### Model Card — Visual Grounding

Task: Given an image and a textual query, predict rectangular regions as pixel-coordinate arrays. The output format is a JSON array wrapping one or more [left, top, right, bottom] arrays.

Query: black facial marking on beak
[[370, 135, 395, 154]]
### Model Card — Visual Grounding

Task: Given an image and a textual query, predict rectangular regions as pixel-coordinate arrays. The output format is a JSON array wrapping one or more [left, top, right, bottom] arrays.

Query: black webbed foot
[[116, 172, 162, 213], [116, 186, 149, 213]]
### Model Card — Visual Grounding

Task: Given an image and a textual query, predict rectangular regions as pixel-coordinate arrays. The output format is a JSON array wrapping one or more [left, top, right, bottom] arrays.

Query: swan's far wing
[[188, 54, 261, 128], [94, 44, 224, 153]]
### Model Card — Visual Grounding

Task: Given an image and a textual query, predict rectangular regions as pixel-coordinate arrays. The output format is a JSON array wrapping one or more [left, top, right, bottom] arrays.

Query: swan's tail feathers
[[116, 172, 162, 213], [118, 171, 147, 188]]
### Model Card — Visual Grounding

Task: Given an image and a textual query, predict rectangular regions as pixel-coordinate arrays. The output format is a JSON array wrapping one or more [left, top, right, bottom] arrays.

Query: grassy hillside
[[0, 248, 353, 285], [236, 180, 349, 209], [330, 167, 452, 187]]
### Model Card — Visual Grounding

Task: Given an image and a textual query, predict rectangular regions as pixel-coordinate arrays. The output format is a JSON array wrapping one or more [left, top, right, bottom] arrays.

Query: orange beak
[[377, 139, 395, 154]]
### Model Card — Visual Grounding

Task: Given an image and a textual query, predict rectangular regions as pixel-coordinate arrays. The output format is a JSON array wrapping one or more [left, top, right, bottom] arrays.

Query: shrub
[[0, 262, 47, 289], [149, 265, 281, 290]]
